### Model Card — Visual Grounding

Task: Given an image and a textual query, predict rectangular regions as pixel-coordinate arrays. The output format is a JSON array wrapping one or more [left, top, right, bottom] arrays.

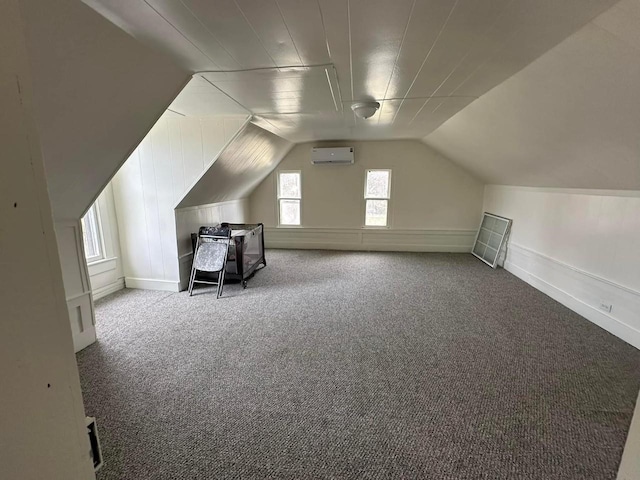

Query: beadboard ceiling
[[84, 0, 619, 142], [177, 122, 293, 208], [423, 0, 640, 190]]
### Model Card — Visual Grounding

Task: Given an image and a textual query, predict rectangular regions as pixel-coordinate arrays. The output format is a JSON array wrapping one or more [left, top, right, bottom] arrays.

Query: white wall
[[249, 140, 484, 252], [17, 0, 187, 353], [55, 220, 97, 353], [484, 185, 640, 349], [0, 1, 94, 476], [20, 0, 188, 221], [113, 113, 247, 291], [87, 183, 125, 300], [175, 199, 249, 289]]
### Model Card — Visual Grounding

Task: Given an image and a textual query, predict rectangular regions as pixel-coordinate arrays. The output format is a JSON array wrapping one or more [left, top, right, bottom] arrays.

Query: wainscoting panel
[[92, 278, 125, 301], [504, 243, 640, 349], [125, 277, 180, 292], [264, 227, 476, 252], [55, 221, 96, 352]]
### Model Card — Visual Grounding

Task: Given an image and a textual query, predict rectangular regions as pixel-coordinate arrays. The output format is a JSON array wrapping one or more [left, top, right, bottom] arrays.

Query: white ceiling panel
[[200, 65, 341, 115], [168, 76, 249, 116], [275, 0, 331, 66], [177, 122, 293, 207], [399, 0, 509, 99], [234, 0, 304, 66], [347, 0, 414, 100], [424, 7, 640, 190], [83, 0, 223, 71], [182, 0, 277, 68], [145, 0, 241, 69], [85, 0, 621, 143], [316, 0, 352, 102]]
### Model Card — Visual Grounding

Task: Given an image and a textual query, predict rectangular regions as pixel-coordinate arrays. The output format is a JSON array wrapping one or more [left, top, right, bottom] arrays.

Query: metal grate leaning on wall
[[472, 212, 512, 268]]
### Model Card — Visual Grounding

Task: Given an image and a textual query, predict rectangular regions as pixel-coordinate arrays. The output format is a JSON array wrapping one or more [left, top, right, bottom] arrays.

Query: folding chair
[[188, 225, 231, 298]]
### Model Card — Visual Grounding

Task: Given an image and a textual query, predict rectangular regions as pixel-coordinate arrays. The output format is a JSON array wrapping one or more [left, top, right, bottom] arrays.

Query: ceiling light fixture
[[350, 101, 380, 119]]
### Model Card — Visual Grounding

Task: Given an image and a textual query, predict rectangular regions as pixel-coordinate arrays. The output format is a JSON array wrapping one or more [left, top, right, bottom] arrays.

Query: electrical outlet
[[599, 301, 613, 313]]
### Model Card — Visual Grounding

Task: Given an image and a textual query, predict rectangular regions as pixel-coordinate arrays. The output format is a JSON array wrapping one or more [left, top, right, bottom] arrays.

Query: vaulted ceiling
[[178, 122, 293, 208], [424, 0, 640, 190], [84, 0, 620, 143]]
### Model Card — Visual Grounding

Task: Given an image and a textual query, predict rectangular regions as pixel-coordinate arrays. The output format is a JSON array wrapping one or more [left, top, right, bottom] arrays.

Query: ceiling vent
[[311, 147, 354, 165]]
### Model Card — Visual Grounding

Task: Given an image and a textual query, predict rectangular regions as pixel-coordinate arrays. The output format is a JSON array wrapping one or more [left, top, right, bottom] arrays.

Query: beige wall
[[249, 140, 483, 251], [1, 0, 94, 476], [21, 0, 188, 222], [251, 140, 483, 229]]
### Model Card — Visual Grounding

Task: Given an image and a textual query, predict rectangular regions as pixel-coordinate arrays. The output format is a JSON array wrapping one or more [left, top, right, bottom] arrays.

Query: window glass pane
[[279, 199, 300, 225], [279, 172, 301, 198], [81, 205, 102, 260], [365, 199, 388, 226], [365, 170, 390, 198]]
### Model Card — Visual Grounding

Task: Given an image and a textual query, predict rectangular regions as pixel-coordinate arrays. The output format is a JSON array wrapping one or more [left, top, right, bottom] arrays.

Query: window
[[81, 203, 104, 262], [278, 171, 301, 226], [364, 169, 391, 227]]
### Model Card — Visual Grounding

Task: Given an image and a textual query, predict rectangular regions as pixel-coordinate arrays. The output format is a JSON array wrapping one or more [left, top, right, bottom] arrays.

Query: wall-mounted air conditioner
[[311, 147, 354, 165]]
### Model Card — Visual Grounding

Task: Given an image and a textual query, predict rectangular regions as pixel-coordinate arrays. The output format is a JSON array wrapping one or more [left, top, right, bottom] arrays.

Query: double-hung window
[[364, 169, 391, 227], [81, 203, 104, 262], [278, 171, 301, 226]]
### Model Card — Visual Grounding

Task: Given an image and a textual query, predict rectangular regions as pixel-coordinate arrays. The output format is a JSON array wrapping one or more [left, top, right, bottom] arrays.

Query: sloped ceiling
[[177, 122, 293, 208], [83, 0, 619, 142], [424, 0, 640, 190], [21, 0, 188, 220]]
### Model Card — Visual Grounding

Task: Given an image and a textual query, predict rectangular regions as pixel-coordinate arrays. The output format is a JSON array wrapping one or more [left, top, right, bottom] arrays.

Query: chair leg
[[217, 269, 225, 299], [188, 267, 197, 296]]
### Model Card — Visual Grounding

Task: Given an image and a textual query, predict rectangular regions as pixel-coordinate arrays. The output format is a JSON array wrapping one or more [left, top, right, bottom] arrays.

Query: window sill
[[362, 225, 391, 230], [87, 257, 118, 275]]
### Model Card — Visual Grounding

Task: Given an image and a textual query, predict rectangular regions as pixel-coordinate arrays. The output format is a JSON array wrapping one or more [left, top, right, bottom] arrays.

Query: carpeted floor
[[77, 250, 640, 479]]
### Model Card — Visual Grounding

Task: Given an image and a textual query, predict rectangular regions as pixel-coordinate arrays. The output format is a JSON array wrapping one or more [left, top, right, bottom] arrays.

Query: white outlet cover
[[599, 301, 613, 313]]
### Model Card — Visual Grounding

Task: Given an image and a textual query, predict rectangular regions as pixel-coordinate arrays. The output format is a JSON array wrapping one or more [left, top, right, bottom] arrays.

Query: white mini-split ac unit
[[311, 147, 354, 165]]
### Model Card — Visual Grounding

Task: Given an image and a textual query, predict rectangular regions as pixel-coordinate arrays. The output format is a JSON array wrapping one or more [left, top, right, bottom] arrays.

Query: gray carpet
[[77, 250, 640, 479]]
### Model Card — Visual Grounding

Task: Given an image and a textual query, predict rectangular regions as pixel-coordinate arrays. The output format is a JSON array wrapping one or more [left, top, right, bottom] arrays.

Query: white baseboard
[[504, 243, 640, 350], [264, 227, 476, 253], [92, 278, 125, 300], [124, 277, 180, 292]]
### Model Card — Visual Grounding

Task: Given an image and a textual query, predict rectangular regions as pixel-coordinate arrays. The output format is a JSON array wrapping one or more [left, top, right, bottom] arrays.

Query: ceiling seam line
[[390, 0, 460, 125], [195, 63, 334, 74], [379, 0, 416, 126], [177, 0, 242, 69], [325, 68, 339, 111], [232, 0, 279, 69], [410, 0, 514, 125], [447, 0, 520, 96], [348, 0, 356, 128], [167, 108, 186, 117], [408, 51, 472, 125], [274, 0, 305, 67], [316, 0, 332, 60], [142, 0, 223, 70], [197, 75, 253, 116]]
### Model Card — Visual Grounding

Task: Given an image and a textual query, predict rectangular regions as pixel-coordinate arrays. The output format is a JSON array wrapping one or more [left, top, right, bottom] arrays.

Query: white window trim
[[81, 203, 105, 264], [364, 169, 392, 228], [277, 170, 302, 227]]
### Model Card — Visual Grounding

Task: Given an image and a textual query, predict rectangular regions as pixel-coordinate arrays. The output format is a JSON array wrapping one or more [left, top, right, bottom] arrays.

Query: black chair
[[188, 225, 231, 298]]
